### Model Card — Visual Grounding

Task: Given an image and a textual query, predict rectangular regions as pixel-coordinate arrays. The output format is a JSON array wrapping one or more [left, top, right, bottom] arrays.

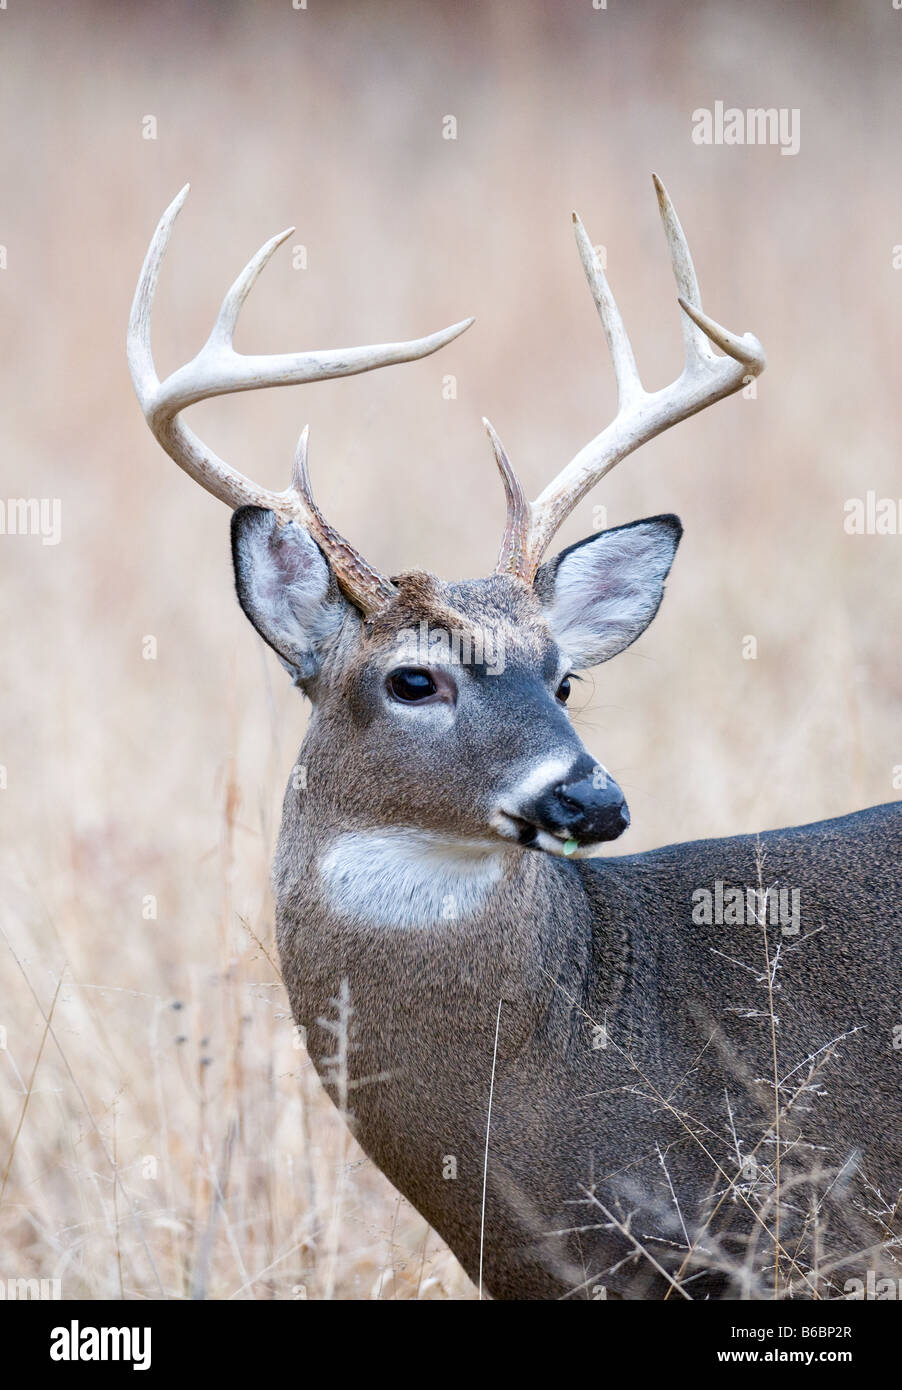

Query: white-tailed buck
[[129, 179, 901, 1299]]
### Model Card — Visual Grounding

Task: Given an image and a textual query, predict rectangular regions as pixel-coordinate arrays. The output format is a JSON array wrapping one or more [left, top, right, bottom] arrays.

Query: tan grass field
[[0, 0, 899, 1298]]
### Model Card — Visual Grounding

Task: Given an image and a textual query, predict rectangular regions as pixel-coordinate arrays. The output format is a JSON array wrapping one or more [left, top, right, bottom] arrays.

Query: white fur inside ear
[[234, 513, 345, 680], [544, 520, 680, 668]]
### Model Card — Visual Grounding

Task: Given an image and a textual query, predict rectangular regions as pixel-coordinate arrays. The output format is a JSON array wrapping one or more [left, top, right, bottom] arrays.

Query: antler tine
[[290, 427, 396, 612], [128, 183, 190, 412], [483, 417, 531, 577], [207, 225, 296, 350], [493, 176, 766, 584], [677, 296, 765, 370], [571, 211, 643, 409], [128, 186, 474, 614], [651, 173, 713, 367]]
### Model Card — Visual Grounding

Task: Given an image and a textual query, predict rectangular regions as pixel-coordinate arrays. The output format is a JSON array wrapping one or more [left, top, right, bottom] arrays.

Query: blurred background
[[0, 0, 899, 1299]]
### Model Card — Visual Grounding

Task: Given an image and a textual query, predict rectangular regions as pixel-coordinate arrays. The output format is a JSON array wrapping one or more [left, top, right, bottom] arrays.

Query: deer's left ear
[[534, 514, 682, 668]]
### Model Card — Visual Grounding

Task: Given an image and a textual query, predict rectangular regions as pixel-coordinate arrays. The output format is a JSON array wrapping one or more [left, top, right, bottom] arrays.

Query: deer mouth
[[505, 814, 546, 849], [490, 810, 609, 859]]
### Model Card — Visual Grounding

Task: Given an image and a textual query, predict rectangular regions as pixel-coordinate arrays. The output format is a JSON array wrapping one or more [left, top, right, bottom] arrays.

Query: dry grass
[[0, 0, 900, 1298]]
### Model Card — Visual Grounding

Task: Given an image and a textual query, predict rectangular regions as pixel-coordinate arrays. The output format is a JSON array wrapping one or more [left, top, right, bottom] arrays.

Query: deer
[[128, 178, 901, 1300]]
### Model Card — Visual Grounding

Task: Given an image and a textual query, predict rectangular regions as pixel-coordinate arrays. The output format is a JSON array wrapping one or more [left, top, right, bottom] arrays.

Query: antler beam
[[127, 185, 473, 614], [491, 175, 766, 582]]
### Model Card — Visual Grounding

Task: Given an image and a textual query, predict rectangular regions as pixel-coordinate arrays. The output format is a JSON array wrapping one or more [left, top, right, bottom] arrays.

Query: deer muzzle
[[505, 755, 630, 853]]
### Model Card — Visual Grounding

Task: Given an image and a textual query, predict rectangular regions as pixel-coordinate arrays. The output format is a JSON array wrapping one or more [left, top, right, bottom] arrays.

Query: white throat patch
[[318, 829, 505, 928]]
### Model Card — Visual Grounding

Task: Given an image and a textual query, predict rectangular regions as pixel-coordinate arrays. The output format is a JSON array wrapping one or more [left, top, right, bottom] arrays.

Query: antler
[[490, 174, 766, 582], [127, 184, 474, 614]]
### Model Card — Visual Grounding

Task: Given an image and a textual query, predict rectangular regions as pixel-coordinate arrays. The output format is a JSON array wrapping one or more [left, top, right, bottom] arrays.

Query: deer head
[[128, 179, 764, 880]]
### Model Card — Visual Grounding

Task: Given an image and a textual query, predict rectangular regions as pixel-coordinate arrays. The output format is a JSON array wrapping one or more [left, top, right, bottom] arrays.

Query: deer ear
[[231, 507, 349, 685], [534, 515, 682, 669]]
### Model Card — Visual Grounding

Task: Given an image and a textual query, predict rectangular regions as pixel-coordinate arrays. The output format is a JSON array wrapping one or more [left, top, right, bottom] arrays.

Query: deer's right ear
[[231, 507, 349, 686]]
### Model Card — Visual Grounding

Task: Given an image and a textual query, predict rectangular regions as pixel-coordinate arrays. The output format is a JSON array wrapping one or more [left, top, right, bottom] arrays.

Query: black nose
[[530, 761, 630, 846]]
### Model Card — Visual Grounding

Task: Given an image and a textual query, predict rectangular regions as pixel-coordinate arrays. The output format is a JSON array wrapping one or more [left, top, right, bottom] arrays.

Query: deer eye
[[556, 676, 572, 704], [387, 668, 439, 703]]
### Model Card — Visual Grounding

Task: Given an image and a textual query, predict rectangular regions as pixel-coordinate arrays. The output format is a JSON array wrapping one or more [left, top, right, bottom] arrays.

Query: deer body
[[271, 571, 901, 1299], [129, 179, 901, 1298], [279, 800, 901, 1299]]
